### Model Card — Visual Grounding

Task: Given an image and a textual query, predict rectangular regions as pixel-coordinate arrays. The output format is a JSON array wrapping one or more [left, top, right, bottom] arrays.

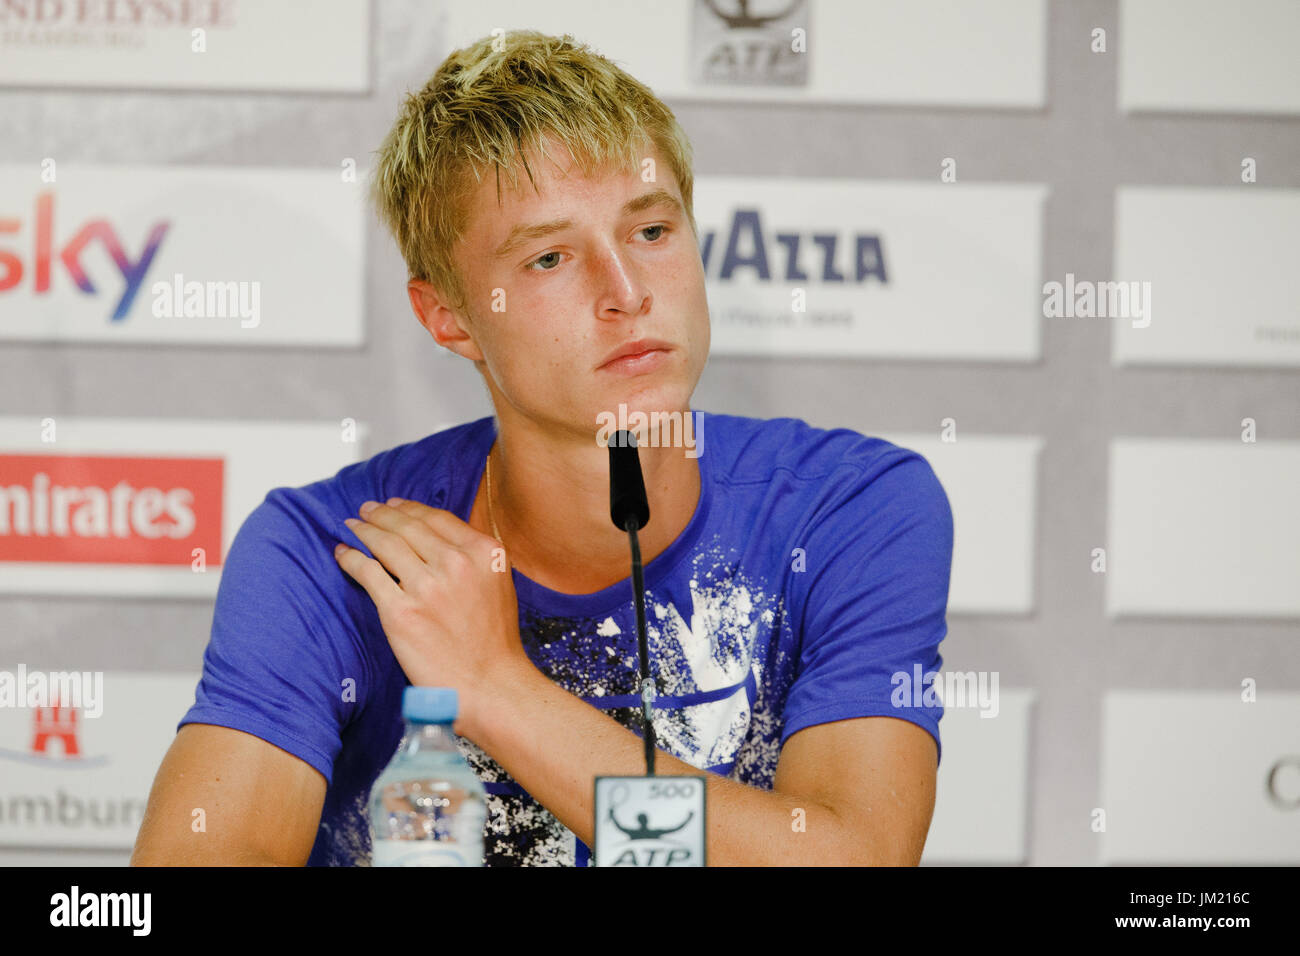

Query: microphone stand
[[608, 429, 656, 776], [624, 515, 656, 775], [594, 428, 707, 867]]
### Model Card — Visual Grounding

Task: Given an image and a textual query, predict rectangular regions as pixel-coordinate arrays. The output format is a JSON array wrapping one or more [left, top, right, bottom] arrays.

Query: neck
[[478, 417, 701, 595]]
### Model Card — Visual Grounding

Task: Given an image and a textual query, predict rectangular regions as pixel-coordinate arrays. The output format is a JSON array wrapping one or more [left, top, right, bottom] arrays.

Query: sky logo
[[0, 192, 171, 322]]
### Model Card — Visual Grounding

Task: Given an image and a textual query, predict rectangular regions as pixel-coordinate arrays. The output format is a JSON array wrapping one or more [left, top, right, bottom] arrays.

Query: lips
[[598, 338, 673, 370]]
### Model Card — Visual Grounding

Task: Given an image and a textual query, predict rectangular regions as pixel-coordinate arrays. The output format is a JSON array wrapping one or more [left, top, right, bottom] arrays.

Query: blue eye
[[526, 226, 670, 271], [528, 251, 563, 271]]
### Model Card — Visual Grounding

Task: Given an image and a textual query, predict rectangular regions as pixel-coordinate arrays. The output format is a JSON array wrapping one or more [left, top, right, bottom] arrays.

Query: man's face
[[420, 138, 710, 443]]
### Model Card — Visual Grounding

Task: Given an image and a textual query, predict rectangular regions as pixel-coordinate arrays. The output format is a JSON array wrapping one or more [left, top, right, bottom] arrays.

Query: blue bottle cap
[[402, 686, 458, 724]]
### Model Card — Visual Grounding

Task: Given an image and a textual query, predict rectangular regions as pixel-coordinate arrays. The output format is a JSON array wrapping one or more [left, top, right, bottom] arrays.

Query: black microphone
[[608, 430, 656, 774], [609, 430, 650, 532]]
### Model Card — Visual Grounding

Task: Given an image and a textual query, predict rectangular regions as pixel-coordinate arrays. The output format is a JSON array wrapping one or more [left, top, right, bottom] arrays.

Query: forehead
[[461, 138, 680, 247]]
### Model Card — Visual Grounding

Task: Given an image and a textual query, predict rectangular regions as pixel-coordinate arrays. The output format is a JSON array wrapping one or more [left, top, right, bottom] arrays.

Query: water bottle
[[369, 687, 487, 866]]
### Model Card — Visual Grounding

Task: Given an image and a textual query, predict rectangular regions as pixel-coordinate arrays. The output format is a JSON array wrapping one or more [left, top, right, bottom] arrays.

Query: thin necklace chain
[[485, 449, 502, 545]]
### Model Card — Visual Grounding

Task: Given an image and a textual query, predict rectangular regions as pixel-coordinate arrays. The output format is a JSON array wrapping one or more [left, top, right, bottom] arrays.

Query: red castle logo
[[31, 694, 80, 758]]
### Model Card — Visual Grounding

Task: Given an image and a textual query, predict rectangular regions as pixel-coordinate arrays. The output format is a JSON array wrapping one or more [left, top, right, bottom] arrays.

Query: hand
[[333, 497, 533, 737]]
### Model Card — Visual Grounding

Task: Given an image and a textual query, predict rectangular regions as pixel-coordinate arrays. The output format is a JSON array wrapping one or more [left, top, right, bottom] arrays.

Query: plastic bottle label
[[371, 840, 477, 867]]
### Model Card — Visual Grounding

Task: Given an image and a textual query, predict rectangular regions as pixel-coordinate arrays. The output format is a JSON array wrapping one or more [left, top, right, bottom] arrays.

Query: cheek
[[686, 269, 711, 343], [498, 325, 568, 380]]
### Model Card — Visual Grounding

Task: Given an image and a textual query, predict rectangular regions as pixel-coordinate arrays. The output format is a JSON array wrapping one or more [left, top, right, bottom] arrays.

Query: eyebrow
[[491, 188, 685, 260]]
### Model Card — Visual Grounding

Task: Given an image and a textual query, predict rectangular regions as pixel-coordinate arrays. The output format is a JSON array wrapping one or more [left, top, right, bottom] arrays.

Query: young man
[[132, 30, 953, 867]]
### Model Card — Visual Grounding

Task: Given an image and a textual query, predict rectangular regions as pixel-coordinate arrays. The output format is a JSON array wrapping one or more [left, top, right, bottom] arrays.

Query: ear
[[408, 278, 485, 363]]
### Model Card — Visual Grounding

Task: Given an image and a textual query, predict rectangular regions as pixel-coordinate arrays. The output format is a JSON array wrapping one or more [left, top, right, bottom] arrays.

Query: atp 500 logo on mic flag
[[593, 776, 707, 867]]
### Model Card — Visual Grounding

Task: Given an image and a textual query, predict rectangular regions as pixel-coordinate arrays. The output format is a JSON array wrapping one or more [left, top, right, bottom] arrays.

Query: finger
[[383, 497, 483, 550], [344, 517, 429, 586], [354, 501, 454, 565], [334, 542, 404, 603]]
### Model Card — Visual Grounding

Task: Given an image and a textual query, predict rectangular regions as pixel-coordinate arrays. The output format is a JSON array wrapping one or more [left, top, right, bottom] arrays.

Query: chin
[[611, 384, 692, 416], [590, 393, 696, 448]]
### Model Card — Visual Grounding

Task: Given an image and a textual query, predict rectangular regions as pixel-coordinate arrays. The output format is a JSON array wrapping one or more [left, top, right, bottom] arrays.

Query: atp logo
[[593, 776, 707, 866], [605, 805, 697, 865]]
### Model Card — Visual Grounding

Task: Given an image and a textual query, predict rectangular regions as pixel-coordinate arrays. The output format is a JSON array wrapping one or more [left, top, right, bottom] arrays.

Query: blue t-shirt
[[178, 410, 953, 866]]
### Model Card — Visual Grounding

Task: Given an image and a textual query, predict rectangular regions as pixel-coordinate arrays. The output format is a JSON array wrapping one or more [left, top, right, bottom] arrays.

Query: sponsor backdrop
[[0, 0, 1296, 865]]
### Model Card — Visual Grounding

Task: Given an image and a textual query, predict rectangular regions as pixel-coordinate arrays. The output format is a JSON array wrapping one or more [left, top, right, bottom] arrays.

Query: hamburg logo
[[0, 694, 108, 767]]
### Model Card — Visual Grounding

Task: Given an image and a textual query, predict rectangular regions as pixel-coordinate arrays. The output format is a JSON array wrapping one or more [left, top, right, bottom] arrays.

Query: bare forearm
[[461, 661, 878, 865], [130, 842, 293, 867]]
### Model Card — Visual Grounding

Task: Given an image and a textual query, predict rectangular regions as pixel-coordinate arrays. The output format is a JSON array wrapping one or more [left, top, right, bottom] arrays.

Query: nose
[[590, 244, 651, 320]]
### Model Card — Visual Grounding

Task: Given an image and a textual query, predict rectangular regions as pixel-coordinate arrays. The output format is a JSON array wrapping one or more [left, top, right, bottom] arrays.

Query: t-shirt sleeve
[[177, 488, 368, 786], [781, 448, 954, 765]]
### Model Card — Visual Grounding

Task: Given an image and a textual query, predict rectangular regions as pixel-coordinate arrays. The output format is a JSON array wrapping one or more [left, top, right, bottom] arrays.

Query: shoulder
[[702, 410, 947, 514], [251, 416, 492, 542]]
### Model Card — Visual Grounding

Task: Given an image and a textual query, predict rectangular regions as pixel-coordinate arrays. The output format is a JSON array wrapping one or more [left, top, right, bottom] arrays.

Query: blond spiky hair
[[369, 29, 698, 316]]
